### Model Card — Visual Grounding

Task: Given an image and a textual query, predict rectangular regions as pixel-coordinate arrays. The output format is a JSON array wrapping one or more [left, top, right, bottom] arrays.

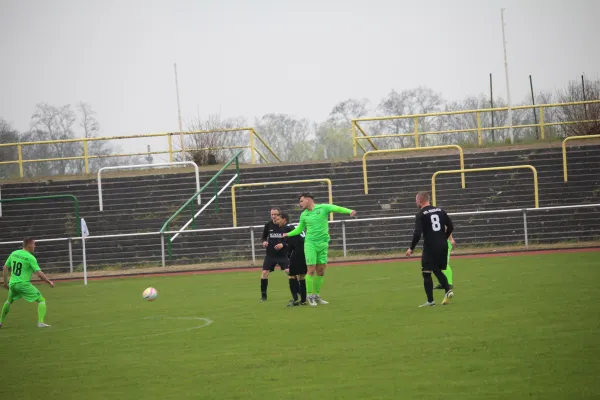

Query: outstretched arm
[[2, 265, 8, 289], [325, 204, 357, 217], [36, 271, 54, 288]]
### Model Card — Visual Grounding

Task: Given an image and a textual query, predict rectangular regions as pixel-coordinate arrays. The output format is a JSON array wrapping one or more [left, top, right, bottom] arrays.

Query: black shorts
[[288, 256, 308, 276], [421, 249, 448, 271], [262, 256, 289, 271]]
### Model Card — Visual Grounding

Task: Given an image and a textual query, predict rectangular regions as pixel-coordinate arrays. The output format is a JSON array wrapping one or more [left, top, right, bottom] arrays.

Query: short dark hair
[[280, 212, 289, 222], [416, 191, 430, 202], [23, 237, 35, 247], [270, 207, 281, 214], [298, 192, 314, 200]]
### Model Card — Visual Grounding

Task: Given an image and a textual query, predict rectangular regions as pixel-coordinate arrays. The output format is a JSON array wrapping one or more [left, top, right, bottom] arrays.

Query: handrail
[[231, 179, 333, 227], [562, 134, 600, 182], [431, 165, 539, 208], [351, 99, 600, 155], [362, 145, 465, 194], [0, 194, 81, 236], [251, 129, 282, 163], [160, 150, 243, 234], [97, 161, 201, 211]]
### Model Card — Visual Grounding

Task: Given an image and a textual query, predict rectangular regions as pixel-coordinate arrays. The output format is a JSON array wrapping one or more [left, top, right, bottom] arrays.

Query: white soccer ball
[[142, 287, 158, 301]]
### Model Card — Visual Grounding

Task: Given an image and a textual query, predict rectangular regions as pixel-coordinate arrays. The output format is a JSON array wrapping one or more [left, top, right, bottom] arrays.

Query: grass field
[[1, 251, 599, 400]]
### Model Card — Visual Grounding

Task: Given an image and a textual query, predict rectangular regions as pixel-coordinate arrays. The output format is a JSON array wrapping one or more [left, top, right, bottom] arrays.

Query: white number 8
[[430, 214, 441, 231]]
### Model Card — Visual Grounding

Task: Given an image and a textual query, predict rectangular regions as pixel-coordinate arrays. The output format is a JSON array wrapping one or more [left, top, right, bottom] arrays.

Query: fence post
[[342, 221, 347, 258], [68, 238, 74, 273], [539, 107, 545, 140], [235, 156, 240, 184], [168, 133, 173, 163], [477, 112, 482, 146], [161, 232, 166, 267], [249, 130, 256, 164], [522, 209, 529, 248], [83, 140, 89, 175], [17, 144, 23, 178], [352, 121, 358, 157], [413, 116, 420, 148], [250, 228, 256, 263]]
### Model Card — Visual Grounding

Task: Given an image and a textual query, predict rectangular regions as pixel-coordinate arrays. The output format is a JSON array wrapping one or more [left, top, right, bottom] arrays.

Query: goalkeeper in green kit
[[283, 192, 356, 306]]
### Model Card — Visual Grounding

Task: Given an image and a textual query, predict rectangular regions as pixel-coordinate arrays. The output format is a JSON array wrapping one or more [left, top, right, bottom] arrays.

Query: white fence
[[0, 203, 599, 285]]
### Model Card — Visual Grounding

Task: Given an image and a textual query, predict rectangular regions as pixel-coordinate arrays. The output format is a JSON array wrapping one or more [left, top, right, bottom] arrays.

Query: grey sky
[[1, 0, 599, 142]]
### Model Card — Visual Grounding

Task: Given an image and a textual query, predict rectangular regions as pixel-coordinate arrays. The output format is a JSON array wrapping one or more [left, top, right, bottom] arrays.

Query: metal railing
[[160, 150, 243, 259], [562, 134, 600, 182], [230, 179, 333, 227], [0, 194, 81, 236], [362, 145, 465, 194], [1, 203, 597, 285], [431, 165, 539, 208], [0, 127, 281, 178], [97, 161, 201, 211], [351, 99, 600, 155]]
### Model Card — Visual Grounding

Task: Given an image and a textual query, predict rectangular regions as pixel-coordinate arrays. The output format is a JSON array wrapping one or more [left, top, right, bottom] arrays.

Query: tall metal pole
[[490, 73, 495, 142], [501, 9, 514, 143], [174, 63, 186, 161], [529, 75, 539, 139]]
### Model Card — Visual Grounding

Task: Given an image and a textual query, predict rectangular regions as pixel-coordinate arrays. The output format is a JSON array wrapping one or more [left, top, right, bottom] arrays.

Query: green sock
[[305, 274, 314, 295], [443, 265, 453, 285], [1, 301, 11, 323], [38, 302, 47, 324], [315, 275, 324, 295]]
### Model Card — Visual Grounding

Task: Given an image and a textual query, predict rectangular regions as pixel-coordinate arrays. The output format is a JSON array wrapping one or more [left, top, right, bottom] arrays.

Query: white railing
[[0, 203, 598, 285], [98, 161, 201, 211]]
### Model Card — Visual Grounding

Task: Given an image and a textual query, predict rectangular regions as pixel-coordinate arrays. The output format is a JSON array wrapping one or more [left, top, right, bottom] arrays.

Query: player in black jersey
[[405, 191, 455, 307], [260, 208, 291, 301], [278, 213, 308, 307]]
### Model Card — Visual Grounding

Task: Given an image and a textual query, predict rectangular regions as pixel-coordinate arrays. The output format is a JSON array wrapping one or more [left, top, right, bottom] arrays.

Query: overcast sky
[[1, 0, 599, 141]]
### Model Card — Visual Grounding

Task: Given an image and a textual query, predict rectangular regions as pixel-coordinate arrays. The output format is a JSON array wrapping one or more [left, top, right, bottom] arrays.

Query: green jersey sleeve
[[322, 204, 354, 214], [287, 213, 306, 237]]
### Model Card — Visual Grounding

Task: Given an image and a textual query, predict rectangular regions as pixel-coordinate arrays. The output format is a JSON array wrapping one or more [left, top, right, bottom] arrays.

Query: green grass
[[2, 251, 600, 399]]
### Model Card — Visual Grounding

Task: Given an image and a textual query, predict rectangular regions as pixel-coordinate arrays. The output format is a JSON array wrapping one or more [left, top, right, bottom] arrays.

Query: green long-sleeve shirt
[[287, 204, 353, 243]]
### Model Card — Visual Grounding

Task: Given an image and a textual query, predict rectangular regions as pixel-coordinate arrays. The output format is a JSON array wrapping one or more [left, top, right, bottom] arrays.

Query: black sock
[[432, 269, 450, 293], [289, 278, 299, 301], [261, 278, 268, 295], [423, 272, 434, 303], [299, 279, 307, 302]]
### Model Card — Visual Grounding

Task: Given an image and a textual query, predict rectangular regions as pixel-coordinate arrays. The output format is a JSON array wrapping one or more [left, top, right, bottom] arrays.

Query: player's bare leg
[[306, 266, 317, 306], [314, 264, 329, 304]]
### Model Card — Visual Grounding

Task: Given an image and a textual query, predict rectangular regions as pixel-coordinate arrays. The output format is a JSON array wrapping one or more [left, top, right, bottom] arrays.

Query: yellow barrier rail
[[352, 100, 600, 156], [431, 165, 539, 208], [0, 127, 281, 178], [231, 179, 333, 227], [362, 145, 465, 194], [562, 134, 600, 182]]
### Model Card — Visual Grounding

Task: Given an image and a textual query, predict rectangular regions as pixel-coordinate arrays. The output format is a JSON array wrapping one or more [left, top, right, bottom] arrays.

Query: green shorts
[[7, 282, 43, 303], [305, 241, 329, 266]]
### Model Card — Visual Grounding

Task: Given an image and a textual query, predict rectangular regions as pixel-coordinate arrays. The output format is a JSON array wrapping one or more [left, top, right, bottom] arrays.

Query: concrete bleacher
[[1, 143, 599, 273]]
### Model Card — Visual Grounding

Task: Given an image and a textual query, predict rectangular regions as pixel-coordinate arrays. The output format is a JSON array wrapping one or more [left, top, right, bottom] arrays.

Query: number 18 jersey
[[5, 249, 41, 286]]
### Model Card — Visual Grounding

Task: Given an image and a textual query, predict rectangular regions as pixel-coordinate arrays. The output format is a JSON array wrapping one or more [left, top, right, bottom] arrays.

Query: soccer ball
[[142, 287, 158, 301]]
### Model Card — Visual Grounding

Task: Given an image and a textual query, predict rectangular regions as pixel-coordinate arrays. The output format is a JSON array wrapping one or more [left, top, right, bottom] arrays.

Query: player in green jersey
[[435, 234, 455, 290], [1, 238, 54, 328], [284, 192, 356, 306]]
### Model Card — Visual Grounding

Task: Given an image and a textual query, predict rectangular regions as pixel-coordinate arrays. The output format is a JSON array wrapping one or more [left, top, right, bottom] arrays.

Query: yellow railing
[[431, 165, 539, 208], [0, 128, 281, 178], [231, 179, 333, 227], [362, 145, 465, 194], [352, 100, 600, 156], [562, 134, 600, 182]]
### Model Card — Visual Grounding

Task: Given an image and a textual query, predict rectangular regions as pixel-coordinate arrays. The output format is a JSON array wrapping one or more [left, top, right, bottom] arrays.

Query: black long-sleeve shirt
[[410, 205, 454, 252]]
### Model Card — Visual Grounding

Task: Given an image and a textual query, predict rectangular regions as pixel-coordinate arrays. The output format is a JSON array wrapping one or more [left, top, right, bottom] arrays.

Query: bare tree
[[555, 77, 600, 136], [376, 87, 443, 148], [329, 98, 370, 127], [0, 118, 20, 178], [254, 114, 315, 162], [184, 113, 248, 165]]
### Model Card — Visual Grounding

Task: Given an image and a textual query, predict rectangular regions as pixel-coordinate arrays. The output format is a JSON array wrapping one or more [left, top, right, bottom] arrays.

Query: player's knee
[[422, 272, 433, 282], [261, 270, 270, 279], [288, 276, 297, 281], [36, 296, 46, 303]]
